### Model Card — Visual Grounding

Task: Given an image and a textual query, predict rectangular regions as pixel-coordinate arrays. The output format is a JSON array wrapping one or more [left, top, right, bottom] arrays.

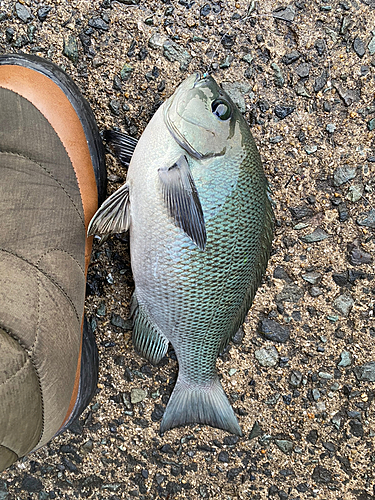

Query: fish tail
[[160, 376, 242, 436]]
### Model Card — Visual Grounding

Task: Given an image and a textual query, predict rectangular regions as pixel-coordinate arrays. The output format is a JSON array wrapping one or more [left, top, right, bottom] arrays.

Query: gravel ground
[[1, 0, 375, 499]]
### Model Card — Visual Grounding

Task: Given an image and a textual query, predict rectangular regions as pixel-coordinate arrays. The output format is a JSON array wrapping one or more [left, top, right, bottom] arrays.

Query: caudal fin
[[160, 376, 242, 436]]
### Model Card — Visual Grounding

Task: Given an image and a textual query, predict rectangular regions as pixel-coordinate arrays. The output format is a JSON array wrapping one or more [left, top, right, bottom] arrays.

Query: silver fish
[[88, 73, 274, 435]]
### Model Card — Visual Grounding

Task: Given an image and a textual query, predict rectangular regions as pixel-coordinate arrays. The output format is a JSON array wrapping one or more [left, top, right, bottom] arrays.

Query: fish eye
[[211, 99, 231, 120]]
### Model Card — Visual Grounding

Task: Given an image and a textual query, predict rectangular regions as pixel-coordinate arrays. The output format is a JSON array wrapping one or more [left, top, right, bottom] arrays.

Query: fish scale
[[88, 73, 274, 435]]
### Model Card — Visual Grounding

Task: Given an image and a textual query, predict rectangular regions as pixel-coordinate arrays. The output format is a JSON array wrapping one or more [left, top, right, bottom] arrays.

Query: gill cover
[[164, 73, 238, 159]]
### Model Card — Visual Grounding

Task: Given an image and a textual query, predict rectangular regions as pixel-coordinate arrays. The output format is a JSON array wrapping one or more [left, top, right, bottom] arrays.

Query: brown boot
[[0, 54, 106, 471]]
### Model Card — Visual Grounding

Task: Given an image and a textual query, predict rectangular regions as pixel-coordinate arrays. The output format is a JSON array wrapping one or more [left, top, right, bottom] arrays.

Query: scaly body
[[89, 74, 274, 435]]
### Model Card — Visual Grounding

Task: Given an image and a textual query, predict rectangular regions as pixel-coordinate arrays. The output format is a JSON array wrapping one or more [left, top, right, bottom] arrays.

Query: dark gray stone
[[273, 265, 292, 282], [302, 271, 321, 285], [289, 205, 314, 220], [109, 99, 120, 115], [274, 105, 295, 119], [353, 37, 365, 58], [353, 362, 375, 382], [151, 404, 164, 422], [221, 34, 235, 49], [289, 370, 303, 388], [15, 2, 32, 22], [349, 419, 364, 438], [333, 165, 356, 186], [314, 69, 328, 92], [357, 209, 375, 228], [276, 284, 304, 303], [306, 429, 318, 444], [271, 62, 285, 87], [88, 17, 109, 31], [333, 293, 354, 317], [348, 248, 372, 265], [338, 203, 349, 222], [218, 450, 229, 462], [296, 62, 310, 78], [63, 36, 79, 64], [163, 40, 191, 71], [281, 50, 301, 65], [312, 465, 332, 484], [110, 313, 132, 330], [37, 5, 51, 21], [300, 227, 331, 243], [273, 5, 295, 21], [21, 476, 43, 492], [274, 439, 293, 454], [333, 80, 360, 106], [259, 319, 290, 343], [249, 420, 263, 440]]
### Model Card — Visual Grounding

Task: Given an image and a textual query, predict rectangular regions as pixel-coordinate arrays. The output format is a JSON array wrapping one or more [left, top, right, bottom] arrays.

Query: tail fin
[[160, 376, 242, 436]]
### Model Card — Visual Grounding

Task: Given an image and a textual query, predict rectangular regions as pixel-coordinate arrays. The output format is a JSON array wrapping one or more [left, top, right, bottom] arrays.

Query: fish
[[88, 73, 274, 436]]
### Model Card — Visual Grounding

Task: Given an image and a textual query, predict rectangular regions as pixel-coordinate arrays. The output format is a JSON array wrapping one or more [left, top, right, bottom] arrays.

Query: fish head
[[164, 73, 241, 160]]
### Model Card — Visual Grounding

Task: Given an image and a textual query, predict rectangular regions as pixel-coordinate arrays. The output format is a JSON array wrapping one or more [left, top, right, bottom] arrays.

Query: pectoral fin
[[158, 156, 206, 250], [87, 183, 130, 236], [103, 130, 138, 167]]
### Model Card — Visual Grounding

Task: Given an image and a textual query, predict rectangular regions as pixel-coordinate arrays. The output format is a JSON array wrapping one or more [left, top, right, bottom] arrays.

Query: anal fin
[[130, 293, 169, 365]]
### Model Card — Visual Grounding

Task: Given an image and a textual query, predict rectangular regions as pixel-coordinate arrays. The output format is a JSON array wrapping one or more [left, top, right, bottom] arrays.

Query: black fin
[[87, 183, 130, 236], [158, 156, 206, 250], [103, 130, 138, 167], [160, 375, 242, 436], [130, 293, 169, 365]]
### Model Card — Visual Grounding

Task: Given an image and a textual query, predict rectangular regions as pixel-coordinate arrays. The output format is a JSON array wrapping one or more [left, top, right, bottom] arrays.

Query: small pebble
[[163, 40, 191, 71], [63, 36, 79, 64], [353, 37, 365, 58], [338, 351, 352, 368], [357, 209, 375, 229], [271, 62, 285, 87], [302, 272, 321, 285], [296, 62, 310, 78], [273, 6, 296, 22], [274, 439, 293, 454], [348, 248, 372, 265], [333, 165, 356, 186], [130, 388, 147, 404], [353, 362, 375, 382], [300, 227, 330, 243], [259, 319, 290, 344], [274, 105, 295, 119], [254, 346, 279, 367], [333, 293, 354, 317], [15, 2, 33, 22]]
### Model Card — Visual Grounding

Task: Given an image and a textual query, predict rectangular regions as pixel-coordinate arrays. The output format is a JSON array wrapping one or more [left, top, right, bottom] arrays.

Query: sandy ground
[[1, 0, 375, 498]]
